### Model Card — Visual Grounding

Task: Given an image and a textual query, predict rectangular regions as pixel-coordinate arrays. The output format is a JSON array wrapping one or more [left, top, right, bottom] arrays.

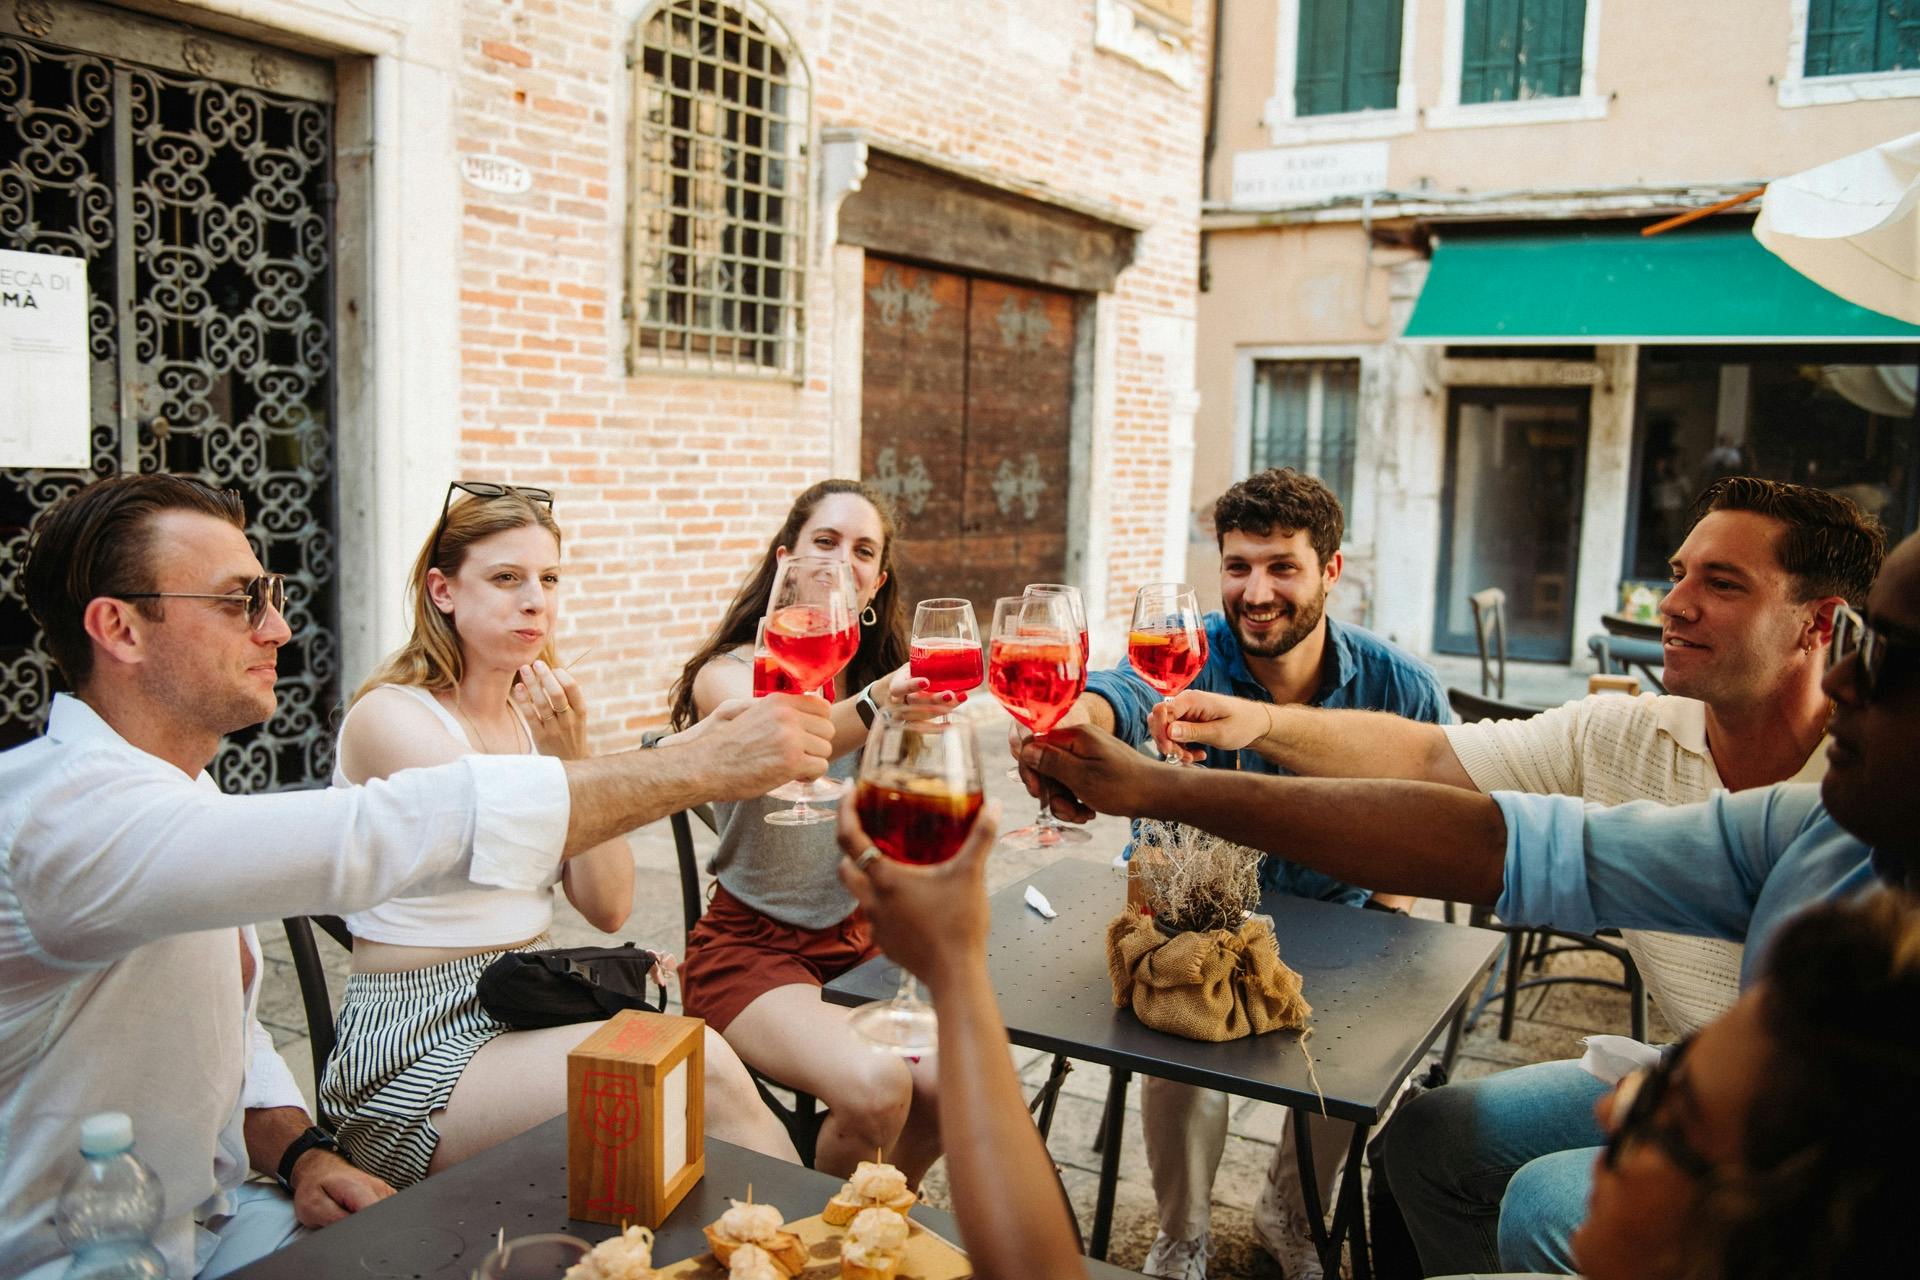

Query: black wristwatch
[[855, 684, 881, 728], [276, 1125, 341, 1192]]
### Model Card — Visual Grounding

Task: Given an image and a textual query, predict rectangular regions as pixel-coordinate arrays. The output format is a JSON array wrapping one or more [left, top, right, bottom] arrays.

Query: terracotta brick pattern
[[454, 0, 1205, 747]]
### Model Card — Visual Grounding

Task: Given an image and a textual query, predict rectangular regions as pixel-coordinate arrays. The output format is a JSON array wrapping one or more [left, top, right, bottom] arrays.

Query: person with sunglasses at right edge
[[1021, 527, 1920, 1277]]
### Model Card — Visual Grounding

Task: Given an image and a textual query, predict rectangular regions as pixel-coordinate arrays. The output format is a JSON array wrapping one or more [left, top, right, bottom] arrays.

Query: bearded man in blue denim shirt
[[1025, 468, 1448, 1280]]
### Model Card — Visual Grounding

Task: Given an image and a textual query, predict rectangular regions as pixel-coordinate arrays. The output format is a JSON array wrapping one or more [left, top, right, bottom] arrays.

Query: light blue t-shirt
[[1088, 612, 1452, 905], [1493, 783, 1892, 983]]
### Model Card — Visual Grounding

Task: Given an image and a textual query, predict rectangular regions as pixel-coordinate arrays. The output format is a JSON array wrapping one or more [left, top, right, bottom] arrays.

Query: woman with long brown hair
[[320, 482, 796, 1187], [669, 478, 949, 1181]]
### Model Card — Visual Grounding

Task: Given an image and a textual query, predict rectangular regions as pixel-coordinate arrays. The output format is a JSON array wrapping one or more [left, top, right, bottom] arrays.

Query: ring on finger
[[855, 847, 881, 871], [554, 704, 571, 715]]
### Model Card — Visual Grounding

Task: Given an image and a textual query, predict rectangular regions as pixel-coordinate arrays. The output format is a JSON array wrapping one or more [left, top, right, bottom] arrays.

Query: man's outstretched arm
[[1148, 690, 1474, 787], [1023, 724, 1509, 906]]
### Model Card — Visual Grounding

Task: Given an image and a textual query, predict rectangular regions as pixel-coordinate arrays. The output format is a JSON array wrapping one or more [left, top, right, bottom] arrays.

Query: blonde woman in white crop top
[[318, 483, 795, 1188]]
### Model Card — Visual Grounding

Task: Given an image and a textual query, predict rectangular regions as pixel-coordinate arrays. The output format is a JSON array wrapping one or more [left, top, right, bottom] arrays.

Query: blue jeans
[[1382, 1060, 1607, 1276]]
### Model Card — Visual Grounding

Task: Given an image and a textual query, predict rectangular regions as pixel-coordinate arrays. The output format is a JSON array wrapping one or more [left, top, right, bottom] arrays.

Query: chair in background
[[1468, 587, 1508, 699], [1589, 612, 1667, 693], [1435, 687, 1648, 1076], [283, 914, 353, 1083]]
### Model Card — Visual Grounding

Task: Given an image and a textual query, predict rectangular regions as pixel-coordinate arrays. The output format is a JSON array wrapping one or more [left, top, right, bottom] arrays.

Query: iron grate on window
[[627, 0, 810, 377]]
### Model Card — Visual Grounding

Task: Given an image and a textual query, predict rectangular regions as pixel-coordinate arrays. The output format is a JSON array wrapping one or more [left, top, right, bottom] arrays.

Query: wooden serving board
[[654, 1210, 970, 1279]]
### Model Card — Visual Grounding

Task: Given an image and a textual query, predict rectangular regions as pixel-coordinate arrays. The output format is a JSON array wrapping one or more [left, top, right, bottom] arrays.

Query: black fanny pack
[[475, 943, 666, 1030]]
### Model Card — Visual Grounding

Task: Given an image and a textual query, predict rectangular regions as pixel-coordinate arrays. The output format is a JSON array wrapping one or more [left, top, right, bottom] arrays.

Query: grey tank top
[[705, 648, 863, 930]]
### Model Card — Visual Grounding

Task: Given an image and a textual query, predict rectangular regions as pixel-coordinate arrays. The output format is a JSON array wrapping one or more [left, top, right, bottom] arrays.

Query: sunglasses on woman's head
[[431, 480, 555, 563], [117, 573, 288, 632]]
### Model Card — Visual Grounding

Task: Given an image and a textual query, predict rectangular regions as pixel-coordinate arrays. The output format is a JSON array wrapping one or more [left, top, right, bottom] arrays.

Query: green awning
[[1403, 225, 1920, 343]]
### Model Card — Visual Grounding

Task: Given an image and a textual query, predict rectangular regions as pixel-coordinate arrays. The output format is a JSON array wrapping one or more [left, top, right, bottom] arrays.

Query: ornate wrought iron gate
[[0, 5, 340, 790]]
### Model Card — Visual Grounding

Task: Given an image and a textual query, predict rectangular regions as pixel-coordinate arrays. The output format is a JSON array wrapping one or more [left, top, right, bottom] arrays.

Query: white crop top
[[334, 684, 559, 946]]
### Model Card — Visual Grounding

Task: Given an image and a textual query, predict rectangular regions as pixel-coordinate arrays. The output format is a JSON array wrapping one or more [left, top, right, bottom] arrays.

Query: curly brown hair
[[1688, 477, 1885, 606], [1211, 467, 1345, 568]]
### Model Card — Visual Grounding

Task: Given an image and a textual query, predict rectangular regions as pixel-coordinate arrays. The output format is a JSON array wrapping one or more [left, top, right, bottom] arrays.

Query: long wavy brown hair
[[669, 479, 907, 729], [352, 488, 563, 706]]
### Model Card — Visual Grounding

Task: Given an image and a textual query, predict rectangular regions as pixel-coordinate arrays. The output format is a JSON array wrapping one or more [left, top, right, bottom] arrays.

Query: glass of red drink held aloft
[[755, 618, 839, 806], [1128, 583, 1209, 764], [847, 704, 985, 1054], [909, 598, 984, 699], [988, 593, 1090, 849], [761, 554, 860, 825]]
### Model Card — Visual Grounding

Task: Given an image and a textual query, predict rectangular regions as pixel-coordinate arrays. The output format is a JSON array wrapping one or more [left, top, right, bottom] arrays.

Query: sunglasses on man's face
[[431, 480, 555, 563], [1829, 604, 1917, 703], [118, 573, 289, 632], [1600, 1037, 1716, 1182]]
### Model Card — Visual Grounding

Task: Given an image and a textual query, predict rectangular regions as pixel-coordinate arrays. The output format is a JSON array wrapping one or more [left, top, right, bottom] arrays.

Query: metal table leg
[[1088, 1068, 1130, 1261], [1292, 1106, 1375, 1278], [1029, 1054, 1072, 1140]]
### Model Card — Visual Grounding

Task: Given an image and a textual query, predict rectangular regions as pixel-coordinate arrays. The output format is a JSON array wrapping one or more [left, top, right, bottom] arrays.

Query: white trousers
[[1139, 1076, 1354, 1244]]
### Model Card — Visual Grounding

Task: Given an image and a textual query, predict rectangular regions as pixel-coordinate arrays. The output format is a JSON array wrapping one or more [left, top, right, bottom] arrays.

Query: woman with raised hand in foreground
[[323, 483, 796, 1186], [835, 798, 1091, 1280]]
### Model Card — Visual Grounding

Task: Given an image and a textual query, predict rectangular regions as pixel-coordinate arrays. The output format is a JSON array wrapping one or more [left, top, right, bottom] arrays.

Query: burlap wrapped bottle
[[1106, 909, 1311, 1042]]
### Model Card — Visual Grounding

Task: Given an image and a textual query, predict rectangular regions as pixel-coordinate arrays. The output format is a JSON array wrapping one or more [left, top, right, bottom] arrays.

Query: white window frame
[[1234, 345, 1377, 542], [1778, 0, 1920, 107], [1263, 0, 1421, 145], [1426, 0, 1609, 129]]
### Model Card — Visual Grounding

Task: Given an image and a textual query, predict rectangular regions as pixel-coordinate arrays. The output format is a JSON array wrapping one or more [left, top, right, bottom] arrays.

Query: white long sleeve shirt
[[0, 695, 570, 1277]]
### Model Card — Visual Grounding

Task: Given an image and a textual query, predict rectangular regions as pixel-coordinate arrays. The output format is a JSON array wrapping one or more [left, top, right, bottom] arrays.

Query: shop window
[[628, 0, 809, 376], [1250, 359, 1359, 513], [1804, 0, 1919, 77], [1461, 0, 1587, 103], [1627, 355, 1919, 581], [1295, 0, 1405, 115]]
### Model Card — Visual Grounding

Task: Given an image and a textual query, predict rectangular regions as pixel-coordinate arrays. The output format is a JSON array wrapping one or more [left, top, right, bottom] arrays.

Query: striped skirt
[[317, 942, 543, 1188]]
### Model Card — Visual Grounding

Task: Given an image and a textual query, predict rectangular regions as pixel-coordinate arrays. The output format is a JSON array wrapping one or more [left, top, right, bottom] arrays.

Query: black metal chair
[[1589, 618, 1667, 693], [282, 914, 353, 1083], [1438, 687, 1647, 1071], [1468, 587, 1509, 699]]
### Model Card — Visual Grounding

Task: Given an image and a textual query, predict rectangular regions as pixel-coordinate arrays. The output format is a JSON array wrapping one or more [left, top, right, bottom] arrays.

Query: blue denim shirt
[[1494, 782, 1895, 986], [1087, 612, 1452, 905]]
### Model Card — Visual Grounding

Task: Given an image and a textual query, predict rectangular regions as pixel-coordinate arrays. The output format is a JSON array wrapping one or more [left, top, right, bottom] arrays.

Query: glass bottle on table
[[1127, 583, 1209, 764], [988, 593, 1090, 848], [847, 705, 986, 1054], [908, 598, 983, 698], [761, 554, 860, 826]]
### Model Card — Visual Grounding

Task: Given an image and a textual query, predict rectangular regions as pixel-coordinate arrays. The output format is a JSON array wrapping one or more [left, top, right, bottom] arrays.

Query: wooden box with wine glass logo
[[566, 1010, 705, 1228]]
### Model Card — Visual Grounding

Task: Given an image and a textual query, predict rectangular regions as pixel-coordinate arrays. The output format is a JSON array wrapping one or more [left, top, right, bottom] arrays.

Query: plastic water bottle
[[55, 1112, 168, 1278]]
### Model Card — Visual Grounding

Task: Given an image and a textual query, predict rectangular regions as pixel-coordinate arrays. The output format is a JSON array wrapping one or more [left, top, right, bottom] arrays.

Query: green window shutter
[[1296, 0, 1404, 115], [1804, 0, 1916, 75], [1462, 0, 1584, 104]]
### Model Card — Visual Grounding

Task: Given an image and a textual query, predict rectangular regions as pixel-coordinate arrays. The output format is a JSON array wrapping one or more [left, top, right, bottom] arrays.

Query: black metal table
[[823, 859, 1504, 1275], [229, 1120, 1145, 1278]]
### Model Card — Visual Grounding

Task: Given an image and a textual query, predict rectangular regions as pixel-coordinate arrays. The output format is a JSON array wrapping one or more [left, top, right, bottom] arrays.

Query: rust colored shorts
[[679, 883, 879, 1034]]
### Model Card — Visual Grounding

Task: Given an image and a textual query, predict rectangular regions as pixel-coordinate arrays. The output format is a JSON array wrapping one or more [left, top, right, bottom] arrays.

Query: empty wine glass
[[989, 594, 1089, 848], [762, 554, 859, 825], [1128, 583, 1209, 764], [909, 598, 984, 699], [847, 705, 985, 1054]]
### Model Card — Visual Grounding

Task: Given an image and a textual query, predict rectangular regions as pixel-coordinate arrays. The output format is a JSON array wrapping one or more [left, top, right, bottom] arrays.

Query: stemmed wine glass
[[1003, 583, 1090, 782], [908, 598, 983, 699], [761, 554, 859, 825], [847, 705, 985, 1054], [988, 593, 1089, 848], [756, 616, 841, 805], [1127, 583, 1209, 764]]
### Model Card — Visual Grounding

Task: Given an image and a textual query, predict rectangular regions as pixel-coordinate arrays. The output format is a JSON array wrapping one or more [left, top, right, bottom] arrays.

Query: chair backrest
[[1468, 587, 1508, 699], [646, 729, 721, 940], [282, 915, 352, 1084], [1447, 685, 1538, 724]]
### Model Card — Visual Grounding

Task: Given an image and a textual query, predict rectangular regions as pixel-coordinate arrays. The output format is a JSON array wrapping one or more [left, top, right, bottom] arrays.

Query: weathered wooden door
[[861, 256, 1075, 620], [0, 6, 340, 789]]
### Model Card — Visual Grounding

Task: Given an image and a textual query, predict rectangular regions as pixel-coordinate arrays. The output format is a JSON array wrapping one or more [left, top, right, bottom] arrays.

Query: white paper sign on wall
[[1231, 142, 1390, 208], [460, 154, 533, 195], [0, 248, 92, 469]]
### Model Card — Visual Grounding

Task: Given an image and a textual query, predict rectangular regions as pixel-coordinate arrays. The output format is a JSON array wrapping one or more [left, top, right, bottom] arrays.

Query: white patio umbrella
[[1753, 131, 1920, 326]]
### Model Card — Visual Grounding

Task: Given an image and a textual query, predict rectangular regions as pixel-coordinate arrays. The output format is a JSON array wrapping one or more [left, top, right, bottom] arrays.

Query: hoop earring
[[861, 604, 879, 627]]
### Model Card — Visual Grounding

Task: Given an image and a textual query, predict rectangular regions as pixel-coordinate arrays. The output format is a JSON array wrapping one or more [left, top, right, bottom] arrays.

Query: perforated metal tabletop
[[824, 858, 1505, 1125]]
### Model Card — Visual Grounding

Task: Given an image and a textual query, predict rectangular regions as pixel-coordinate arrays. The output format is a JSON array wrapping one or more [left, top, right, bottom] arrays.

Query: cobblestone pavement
[[256, 660, 1662, 1277]]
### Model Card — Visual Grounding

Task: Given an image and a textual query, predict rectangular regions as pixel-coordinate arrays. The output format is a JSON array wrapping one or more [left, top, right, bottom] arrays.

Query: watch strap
[[855, 685, 880, 728], [276, 1125, 340, 1192]]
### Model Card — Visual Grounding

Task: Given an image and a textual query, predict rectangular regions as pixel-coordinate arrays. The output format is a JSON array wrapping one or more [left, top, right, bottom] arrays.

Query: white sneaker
[[1253, 1173, 1326, 1280], [1142, 1230, 1210, 1280]]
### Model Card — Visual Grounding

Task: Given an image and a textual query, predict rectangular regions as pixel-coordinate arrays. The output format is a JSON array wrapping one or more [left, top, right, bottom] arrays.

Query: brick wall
[[454, 0, 1205, 746]]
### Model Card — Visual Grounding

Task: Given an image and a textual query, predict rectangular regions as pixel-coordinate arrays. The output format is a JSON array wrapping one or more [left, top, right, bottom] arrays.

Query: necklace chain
[[450, 693, 509, 755]]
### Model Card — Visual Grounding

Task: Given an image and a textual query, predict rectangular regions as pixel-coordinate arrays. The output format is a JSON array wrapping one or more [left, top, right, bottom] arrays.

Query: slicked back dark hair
[[23, 473, 247, 688], [1212, 467, 1344, 569], [1688, 477, 1885, 606]]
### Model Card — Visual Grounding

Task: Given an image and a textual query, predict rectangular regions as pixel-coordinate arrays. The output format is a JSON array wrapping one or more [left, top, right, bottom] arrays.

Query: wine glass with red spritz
[[909, 598, 984, 699], [756, 617, 842, 805], [846, 703, 985, 1054], [1128, 583, 1209, 764], [761, 554, 859, 825], [988, 593, 1089, 848], [1025, 583, 1089, 670]]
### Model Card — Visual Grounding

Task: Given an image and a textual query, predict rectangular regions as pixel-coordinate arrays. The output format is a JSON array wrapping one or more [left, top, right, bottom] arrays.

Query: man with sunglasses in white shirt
[[0, 473, 835, 1280]]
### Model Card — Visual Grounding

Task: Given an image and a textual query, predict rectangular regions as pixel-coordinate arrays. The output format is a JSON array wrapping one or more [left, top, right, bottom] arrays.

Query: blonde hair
[[352, 489, 563, 705]]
